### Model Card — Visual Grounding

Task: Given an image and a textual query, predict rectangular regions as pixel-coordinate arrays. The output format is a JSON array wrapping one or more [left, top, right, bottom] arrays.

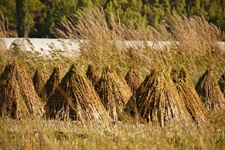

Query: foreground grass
[[0, 112, 225, 150]]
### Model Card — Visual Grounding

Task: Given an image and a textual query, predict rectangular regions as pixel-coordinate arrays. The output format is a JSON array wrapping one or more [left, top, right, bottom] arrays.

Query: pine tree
[[15, 0, 30, 37], [174, 0, 187, 15], [128, 0, 143, 11], [105, 1, 115, 29], [208, 1, 219, 22], [0, 0, 16, 27], [151, 1, 165, 28], [164, 0, 171, 14], [78, 0, 93, 8], [37, 0, 78, 37]]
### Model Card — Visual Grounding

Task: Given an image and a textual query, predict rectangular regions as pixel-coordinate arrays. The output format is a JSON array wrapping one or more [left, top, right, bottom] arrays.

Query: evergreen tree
[[189, 0, 206, 16], [0, 0, 16, 28], [92, 0, 107, 6], [78, 0, 93, 8], [174, 0, 186, 15], [128, 0, 143, 11], [151, 0, 165, 27], [15, 0, 44, 37], [15, 0, 30, 37], [105, 1, 115, 29], [121, 8, 148, 28], [208, 1, 219, 22], [163, 0, 171, 14], [37, 0, 78, 37]]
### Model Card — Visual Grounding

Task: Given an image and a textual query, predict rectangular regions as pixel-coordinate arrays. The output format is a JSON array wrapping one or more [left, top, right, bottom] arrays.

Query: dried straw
[[86, 64, 100, 87], [218, 72, 225, 97], [40, 67, 61, 102], [136, 69, 192, 127], [196, 67, 225, 111], [171, 67, 208, 125], [124, 67, 142, 118], [45, 64, 111, 124], [33, 68, 49, 96], [0, 61, 44, 119], [95, 66, 132, 121]]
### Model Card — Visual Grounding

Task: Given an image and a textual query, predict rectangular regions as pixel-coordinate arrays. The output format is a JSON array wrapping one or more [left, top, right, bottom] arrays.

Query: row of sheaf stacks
[[0, 60, 225, 127]]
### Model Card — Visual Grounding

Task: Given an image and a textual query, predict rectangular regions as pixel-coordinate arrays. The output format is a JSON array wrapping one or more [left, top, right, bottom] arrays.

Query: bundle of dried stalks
[[136, 69, 192, 127], [196, 67, 225, 111], [45, 64, 110, 124], [125, 67, 142, 95], [95, 66, 132, 121], [0, 61, 44, 119], [218, 72, 225, 97], [96, 66, 132, 120], [171, 67, 208, 125], [33, 68, 49, 96], [124, 67, 142, 118], [86, 64, 100, 87], [40, 67, 61, 102]]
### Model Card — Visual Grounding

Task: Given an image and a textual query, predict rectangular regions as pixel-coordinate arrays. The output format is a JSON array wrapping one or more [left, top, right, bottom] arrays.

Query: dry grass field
[[0, 117, 224, 150]]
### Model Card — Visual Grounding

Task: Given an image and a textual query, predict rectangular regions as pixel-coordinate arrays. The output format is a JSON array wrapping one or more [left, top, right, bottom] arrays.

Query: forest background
[[1, 0, 225, 40]]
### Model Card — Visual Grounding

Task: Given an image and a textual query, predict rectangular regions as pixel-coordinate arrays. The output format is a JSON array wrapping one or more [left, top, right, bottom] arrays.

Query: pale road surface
[[1, 38, 225, 58]]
